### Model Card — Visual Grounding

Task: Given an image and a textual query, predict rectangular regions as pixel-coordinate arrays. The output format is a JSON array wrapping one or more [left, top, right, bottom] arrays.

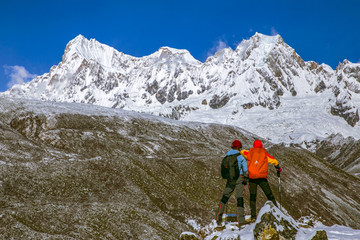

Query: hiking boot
[[215, 220, 225, 231], [237, 217, 255, 228], [236, 221, 247, 228], [242, 217, 255, 224]]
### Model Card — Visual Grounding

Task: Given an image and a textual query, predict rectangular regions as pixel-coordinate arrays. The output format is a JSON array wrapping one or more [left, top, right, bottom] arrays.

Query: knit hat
[[232, 140, 242, 148], [253, 140, 263, 148]]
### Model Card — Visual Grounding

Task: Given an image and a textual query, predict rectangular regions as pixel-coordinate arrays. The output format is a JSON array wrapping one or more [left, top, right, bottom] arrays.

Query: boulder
[[179, 231, 200, 240], [253, 201, 299, 240], [261, 225, 280, 240]]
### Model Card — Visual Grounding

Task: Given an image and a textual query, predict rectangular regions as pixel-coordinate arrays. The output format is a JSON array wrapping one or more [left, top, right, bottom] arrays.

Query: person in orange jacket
[[241, 140, 282, 221]]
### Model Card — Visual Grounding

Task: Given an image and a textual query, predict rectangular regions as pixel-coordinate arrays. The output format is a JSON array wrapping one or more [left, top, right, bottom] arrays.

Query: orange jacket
[[240, 140, 279, 179]]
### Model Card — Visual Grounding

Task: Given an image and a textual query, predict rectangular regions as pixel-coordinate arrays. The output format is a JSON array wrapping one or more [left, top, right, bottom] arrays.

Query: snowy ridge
[[3, 33, 360, 146]]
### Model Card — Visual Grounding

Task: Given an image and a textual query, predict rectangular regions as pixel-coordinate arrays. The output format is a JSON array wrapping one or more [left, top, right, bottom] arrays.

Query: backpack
[[247, 147, 269, 179], [221, 153, 240, 180]]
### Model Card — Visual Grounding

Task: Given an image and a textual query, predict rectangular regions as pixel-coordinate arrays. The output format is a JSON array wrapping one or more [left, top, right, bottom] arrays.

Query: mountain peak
[[72, 34, 87, 42], [63, 35, 117, 68], [65, 34, 89, 52], [150, 46, 200, 64], [251, 32, 282, 45], [233, 33, 288, 65], [158, 46, 188, 54]]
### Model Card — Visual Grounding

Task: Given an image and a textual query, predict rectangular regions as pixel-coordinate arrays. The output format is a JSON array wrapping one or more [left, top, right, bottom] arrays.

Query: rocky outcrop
[[330, 104, 359, 127], [209, 94, 230, 109], [253, 201, 298, 240], [179, 232, 200, 240], [311, 230, 328, 240]]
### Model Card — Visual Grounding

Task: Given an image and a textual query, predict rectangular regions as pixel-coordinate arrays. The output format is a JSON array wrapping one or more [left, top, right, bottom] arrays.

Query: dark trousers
[[216, 177, 245, 224], [249, 178, 277, 219]]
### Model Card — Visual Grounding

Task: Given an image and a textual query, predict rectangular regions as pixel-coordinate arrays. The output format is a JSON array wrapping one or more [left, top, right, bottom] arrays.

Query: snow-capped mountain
[[3, 33, 360, 146]]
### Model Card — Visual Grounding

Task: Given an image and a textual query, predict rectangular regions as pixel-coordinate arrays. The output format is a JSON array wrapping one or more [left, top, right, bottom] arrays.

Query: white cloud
[[3, 65, 37, 88], [271, 27, 279, 36], [207, 38, 229, 57]]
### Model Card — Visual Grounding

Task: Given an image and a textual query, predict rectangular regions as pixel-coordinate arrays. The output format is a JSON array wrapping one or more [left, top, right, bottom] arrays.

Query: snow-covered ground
[[196, 221, 360, 240], [180, 92, 360, 148], [186, 211, 360, 240], [183, 202, 360, 240]]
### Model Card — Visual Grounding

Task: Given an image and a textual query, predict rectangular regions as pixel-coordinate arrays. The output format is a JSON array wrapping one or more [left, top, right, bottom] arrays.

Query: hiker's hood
[[253, 140, 263, 148]]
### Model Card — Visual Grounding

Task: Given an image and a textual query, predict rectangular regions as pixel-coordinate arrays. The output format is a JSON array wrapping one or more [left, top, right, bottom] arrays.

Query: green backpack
[[221, 153, 240, 180]]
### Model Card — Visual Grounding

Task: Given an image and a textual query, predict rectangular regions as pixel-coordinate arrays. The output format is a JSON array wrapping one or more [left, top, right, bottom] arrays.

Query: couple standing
[[215, 139, 282, 227]]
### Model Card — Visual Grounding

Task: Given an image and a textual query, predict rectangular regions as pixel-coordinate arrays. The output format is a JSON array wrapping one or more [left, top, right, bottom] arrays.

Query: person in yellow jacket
[[241, 140, 282, 221]]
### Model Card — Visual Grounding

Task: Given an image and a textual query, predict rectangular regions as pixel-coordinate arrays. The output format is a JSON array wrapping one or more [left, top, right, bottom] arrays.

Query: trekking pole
[[278, 176, 281, 210], [224, 201, 227, 224]]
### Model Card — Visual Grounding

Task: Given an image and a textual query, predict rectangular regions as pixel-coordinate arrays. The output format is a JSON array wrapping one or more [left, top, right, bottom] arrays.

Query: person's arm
[[266, 152, 279, 166], [267, 152, 282, 176], [238, 155, 249, 184], [237, 155, 248, 173]]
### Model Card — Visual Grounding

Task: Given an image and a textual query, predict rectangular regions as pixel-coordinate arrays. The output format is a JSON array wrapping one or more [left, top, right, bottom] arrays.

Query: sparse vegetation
[[1, 97, 360, 239]]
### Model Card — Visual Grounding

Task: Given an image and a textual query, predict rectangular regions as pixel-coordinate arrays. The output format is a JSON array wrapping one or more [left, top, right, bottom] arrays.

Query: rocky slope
[[3, 33, 360, 147], [314, 133, 360, 177], [1, 97, 360, 239]]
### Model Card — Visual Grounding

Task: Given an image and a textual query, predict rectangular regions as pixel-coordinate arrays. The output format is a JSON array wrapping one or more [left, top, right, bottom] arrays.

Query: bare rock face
[[331, 60, 360, 127], [330, 103, 359, 127], [253, 201, 298, 240], [209, 94, 230, 109]]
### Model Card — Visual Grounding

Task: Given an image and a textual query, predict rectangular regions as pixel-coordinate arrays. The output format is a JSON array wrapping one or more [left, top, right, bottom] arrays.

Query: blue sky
[[1, 0, 359, 92]]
